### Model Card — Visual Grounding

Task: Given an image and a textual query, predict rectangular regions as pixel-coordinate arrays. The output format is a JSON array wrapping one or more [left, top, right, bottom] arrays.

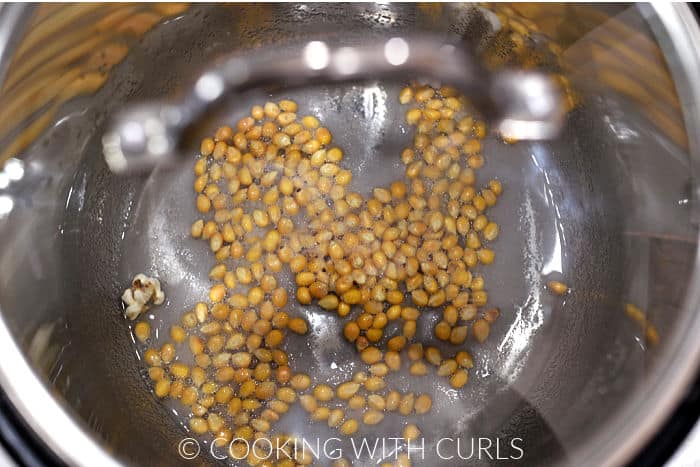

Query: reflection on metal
[[0, 3, 690, 172], [383, 37, 409, 65], [0, 194, 13, 218], [103, 35, 565, 173], [498, 190, 545, 383], [0, 3, 189, 164], [492, 3, 687, 150], [0, 157, 24, 218], [303, 40, 330, 70], [4, 158, 24, 181], [625, 303, 660, 347]]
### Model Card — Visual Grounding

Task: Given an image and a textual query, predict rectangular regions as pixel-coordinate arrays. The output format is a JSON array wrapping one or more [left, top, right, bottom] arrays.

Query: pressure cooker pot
[[0, 3, 699, 467]]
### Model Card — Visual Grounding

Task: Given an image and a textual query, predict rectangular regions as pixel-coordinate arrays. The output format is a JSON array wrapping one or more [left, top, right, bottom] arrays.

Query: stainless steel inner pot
[[1, 3, 700, 467]]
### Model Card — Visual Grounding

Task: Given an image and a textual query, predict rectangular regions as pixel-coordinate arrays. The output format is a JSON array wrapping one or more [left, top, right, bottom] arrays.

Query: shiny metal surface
[[103, 35, 564, 174], [0, 4, 697, 467]]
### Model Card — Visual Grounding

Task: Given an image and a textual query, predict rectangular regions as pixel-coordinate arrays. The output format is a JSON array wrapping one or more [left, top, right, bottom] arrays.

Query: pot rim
[[0, 4, 699, 467]]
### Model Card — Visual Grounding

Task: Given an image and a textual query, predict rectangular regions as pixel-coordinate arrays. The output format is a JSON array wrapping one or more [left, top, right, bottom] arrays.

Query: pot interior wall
[[0, 4, 696, 467]]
